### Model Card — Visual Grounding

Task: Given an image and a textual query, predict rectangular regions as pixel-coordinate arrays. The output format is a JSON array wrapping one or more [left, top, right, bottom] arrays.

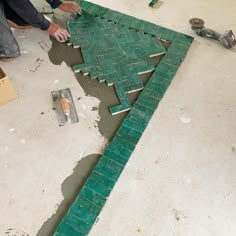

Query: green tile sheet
[[54, 1, 193, 235], [149, 0, 159, 7], [69, 3, 167, 115]]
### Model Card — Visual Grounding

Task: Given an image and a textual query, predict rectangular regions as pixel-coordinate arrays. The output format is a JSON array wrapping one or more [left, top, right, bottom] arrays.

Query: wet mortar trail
[[37, 154, 101, 236]]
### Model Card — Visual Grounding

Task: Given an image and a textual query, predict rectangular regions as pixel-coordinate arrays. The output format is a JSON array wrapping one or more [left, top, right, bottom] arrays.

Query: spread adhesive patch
[[53, 1, 193, 235]]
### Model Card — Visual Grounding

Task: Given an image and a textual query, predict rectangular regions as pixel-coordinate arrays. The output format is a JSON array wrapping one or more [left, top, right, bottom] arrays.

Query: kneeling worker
[[0, 0, 82, 60]]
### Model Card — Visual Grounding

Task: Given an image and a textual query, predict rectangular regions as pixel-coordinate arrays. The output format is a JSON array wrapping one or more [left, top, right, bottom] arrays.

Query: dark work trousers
[[0, 1, 29, 58]]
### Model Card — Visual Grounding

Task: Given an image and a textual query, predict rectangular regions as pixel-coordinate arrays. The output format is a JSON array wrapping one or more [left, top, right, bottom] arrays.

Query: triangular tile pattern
[[69, 12, 166, 114], [53, 1, 193, 235]]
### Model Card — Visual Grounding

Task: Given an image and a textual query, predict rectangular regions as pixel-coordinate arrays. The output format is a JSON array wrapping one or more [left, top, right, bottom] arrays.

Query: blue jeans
[[0, 1, 28, 58]]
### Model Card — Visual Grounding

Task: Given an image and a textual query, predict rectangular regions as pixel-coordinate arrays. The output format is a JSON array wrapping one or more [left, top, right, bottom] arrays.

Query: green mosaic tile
[[94, 7, 109, 17], [133, 101, 156, 117], [127, 60, 154, 72], [68, 205, 97, 226], [122, 118, 146, 133], [103, 10, 117, 20], [128, 107, 152, 124], [80, 187, 107, 208], [161, 55, 182, 67], [140, 86, 164, 100], [170, 39, 191, 49], [103, 154, 128, 167], [103, 149, 129, 166], [108, 85, 132, 114], [94, 156, 123, 181], [84, 178, 111, 198], [97, 72, 117, 83], [105, 144, 132, 159], [70, 10, 166, 114], [122, 82, 144, 94], [110, 136, 136, 151], [145, 80, 169, 98], [72, 195, 102, 216], [166, 50, 187, 60], [126, 117, 148, 131], [166, 42, 191, 60], [151, 71, 172, 86], [113, 77, 142, 89], [90, 171, 116, 190], [54, 1, 194, 236], [115, 87, 129, 104], [138, 92, 160, 108], [117, 124, 142, 144], [54, 233, 61, 236], [61, 212, 91, 235], [149, 0, 158, 7], [156, 61, 178, 78], [137, 31, 148, 40], [85, 3, 100, 14], [176, 33, 194, 45], [147, 74, 169, 87], [157, 27, 177, 41], [124, 112, 148, 130], [138, 90, 160, 105], [55, 222, 83, 236], [106, 75, 128, 85], [109, 103, 132, 115], [78, 1, 180, 40], [109, 12, 124, 22], [140, 87, 163, 99]]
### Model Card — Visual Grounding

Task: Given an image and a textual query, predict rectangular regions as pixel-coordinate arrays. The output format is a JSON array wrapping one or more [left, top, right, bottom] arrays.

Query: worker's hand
[[47, 23, 70, 42], [58, 1, 82, 15]]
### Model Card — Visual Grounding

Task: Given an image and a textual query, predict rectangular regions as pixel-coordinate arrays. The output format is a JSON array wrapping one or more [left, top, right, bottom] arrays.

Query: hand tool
[[52, 88, 79, 126], [189, 18, 236, 49]]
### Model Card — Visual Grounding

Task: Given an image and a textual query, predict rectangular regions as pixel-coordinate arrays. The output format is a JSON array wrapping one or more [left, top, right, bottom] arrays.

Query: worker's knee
[[5, 42, 21, 58], [0, 29, 21, 59], [0, 46, 21, 59]]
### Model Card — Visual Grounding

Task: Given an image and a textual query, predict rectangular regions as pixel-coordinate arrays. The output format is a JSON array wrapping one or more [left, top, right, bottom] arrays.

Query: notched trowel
[[52, 88, 79, 126]]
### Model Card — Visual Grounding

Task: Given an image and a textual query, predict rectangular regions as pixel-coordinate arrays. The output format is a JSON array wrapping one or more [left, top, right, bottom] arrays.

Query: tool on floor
[[149, 0, 159, 7], [189, 18, 236, 49], [52, 88, 79, 126]]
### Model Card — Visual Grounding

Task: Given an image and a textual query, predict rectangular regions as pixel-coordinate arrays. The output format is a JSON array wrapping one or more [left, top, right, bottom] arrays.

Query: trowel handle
[[60, 97, 70, 114]]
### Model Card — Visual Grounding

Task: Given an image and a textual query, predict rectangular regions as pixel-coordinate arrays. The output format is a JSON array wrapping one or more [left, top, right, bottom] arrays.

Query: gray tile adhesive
[[37, 34, 167, 236], [47, 38, 165, 140]]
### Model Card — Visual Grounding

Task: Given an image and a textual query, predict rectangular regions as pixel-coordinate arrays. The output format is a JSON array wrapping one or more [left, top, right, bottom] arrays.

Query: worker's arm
[[6, 0, 81, 41], [46, 0, 63, 9], [6, 0, 50, 30], [46, 0, 82, 15]]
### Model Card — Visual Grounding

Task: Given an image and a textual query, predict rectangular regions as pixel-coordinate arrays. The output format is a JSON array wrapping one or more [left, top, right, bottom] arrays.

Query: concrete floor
[[1, 0, 236, 235]]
